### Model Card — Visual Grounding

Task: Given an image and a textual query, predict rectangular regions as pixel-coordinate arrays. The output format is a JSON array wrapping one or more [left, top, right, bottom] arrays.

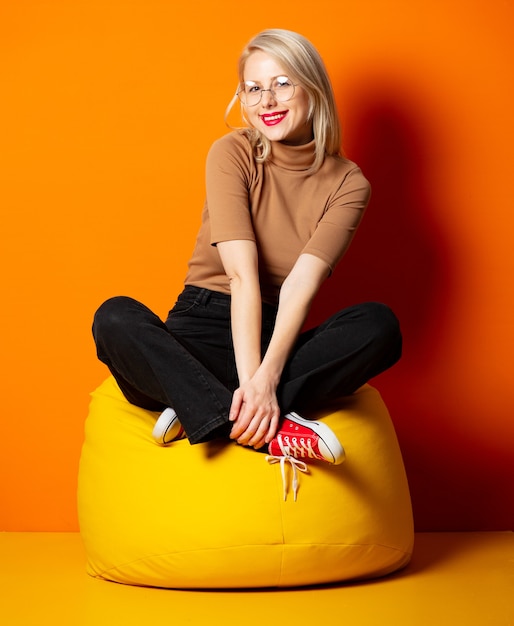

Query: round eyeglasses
[[237, 76, 297, 107]]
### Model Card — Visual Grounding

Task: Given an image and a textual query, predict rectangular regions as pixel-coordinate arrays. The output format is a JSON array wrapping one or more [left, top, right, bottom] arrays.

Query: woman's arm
[[217, 239, 262, 385], [229, 252, 330, 449]]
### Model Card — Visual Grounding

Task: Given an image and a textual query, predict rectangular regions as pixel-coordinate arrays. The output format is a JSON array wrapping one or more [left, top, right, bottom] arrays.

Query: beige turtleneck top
[[185, 130, 371, 305]]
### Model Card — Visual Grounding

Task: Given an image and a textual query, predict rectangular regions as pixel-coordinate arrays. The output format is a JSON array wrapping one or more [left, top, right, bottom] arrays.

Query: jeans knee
[[365, 302, 402, 354], [92, 296, 138, 342], [368, 301, 399, 330]]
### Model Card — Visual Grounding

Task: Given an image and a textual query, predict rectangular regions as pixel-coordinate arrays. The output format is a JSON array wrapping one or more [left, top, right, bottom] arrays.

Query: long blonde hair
[[225, 29, 342, 173]]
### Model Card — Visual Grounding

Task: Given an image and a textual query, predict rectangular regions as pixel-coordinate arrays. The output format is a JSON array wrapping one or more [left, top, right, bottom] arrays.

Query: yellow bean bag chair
[[77, 376, 413, 588]]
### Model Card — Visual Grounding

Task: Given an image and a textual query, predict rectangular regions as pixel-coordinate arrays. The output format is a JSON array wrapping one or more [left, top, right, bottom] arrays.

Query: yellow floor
[[1, 532, 513, 625]]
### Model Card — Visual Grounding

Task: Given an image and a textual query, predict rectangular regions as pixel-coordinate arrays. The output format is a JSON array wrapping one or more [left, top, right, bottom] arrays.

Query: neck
[[270, 139, 317, 171]]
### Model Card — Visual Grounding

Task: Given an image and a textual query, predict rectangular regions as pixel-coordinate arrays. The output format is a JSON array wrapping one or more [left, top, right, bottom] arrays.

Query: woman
[[93, 29, 401, 474]]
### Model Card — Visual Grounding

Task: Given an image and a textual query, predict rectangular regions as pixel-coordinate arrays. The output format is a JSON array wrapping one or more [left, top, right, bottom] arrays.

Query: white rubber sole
[[152, 408, 184, 445]]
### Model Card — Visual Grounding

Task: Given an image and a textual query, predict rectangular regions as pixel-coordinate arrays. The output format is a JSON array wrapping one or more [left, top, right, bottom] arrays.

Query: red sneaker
[[266, 412, 345, 501], [152, 408, 186, 445], [268, 412, 345, 465]]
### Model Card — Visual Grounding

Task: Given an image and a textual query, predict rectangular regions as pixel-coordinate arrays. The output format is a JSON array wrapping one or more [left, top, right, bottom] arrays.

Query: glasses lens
[[273, 77, 295, 102], [238, 81, 260, 106]]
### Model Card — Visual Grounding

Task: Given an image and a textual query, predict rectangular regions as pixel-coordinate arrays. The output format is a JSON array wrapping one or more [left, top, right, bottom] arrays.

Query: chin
[[260, 128, 290, 143]]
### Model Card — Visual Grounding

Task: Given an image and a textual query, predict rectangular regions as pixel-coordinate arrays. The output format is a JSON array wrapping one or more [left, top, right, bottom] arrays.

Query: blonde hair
[[225, 29, 342, 173]]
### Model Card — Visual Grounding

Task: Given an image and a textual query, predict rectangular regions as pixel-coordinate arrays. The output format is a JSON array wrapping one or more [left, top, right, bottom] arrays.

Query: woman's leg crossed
[[277, 302, 402, 414], [92, 295, 233, 443]]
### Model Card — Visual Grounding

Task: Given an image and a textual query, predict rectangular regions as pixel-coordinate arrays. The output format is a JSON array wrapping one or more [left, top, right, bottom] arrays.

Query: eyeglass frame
[[236, 76, 299, 107]]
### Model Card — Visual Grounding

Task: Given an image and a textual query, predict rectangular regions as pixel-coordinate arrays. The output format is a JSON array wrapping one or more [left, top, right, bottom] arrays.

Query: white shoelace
[[265, 436, 309, 501]]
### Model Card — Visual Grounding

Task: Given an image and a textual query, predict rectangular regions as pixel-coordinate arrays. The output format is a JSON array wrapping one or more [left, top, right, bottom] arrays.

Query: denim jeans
[[92, 286, 402, 444]]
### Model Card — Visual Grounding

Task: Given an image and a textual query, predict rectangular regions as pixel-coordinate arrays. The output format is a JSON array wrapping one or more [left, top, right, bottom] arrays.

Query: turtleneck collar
[[269, 139, 316, 171]]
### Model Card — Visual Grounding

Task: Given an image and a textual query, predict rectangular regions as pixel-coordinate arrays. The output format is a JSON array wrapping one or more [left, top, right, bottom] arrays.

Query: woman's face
[[242, 51, 313, 146]]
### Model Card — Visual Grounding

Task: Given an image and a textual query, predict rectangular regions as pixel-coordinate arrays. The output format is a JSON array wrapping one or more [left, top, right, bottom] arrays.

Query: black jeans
[[92, 286, 402, 444]]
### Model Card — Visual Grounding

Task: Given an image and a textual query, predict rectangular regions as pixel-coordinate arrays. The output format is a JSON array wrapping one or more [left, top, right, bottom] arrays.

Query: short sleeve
[[302, 166, 371, 271], [206, 133, 257, 246]]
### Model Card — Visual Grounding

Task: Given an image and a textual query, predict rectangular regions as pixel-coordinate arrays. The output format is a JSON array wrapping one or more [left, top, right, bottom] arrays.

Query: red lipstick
[[260, 111, 288, 126]]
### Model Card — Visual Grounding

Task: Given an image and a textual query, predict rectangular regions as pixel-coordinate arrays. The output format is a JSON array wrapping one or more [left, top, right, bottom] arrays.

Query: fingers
[[229, 389, 244, 422], [248, 412, 280, 450], [229, 405, 260, 442], [265, 413, 280, 444], [228, 382, 280, 447], [230, 405, 280, 448], [244, 414, 270, 448]]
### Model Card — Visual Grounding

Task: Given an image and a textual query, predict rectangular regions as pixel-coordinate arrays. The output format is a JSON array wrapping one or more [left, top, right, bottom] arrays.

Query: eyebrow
[[242, 75, 290, 84]]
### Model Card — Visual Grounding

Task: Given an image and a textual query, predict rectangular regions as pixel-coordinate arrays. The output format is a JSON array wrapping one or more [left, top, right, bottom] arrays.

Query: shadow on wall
[[305, 84, 462, 529], [307, 85, 455, 398]]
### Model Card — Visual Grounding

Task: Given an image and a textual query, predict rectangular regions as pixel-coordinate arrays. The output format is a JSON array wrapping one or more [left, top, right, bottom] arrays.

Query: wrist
[[254, 361, 282, 388], [237, 357, 261, 385]]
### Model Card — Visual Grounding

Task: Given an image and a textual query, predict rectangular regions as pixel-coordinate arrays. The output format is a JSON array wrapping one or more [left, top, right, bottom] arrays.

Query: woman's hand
[[229, 371, 281, 449]]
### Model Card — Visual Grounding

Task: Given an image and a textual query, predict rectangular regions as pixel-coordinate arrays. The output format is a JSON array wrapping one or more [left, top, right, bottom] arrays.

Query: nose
[[260, 89, 277, 107]]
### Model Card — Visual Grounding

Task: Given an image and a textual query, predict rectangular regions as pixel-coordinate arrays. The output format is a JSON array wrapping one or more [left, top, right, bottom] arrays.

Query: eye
[[244, 81, 262, 94], [274, 76, 292, 89]]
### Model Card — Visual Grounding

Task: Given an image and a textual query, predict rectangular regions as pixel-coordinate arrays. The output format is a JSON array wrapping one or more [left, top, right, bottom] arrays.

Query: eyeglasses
[[237, 76, 297, 107]]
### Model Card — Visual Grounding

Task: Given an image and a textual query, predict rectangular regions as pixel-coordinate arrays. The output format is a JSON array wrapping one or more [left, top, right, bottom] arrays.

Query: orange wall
[[1, 0, 512, 531]]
